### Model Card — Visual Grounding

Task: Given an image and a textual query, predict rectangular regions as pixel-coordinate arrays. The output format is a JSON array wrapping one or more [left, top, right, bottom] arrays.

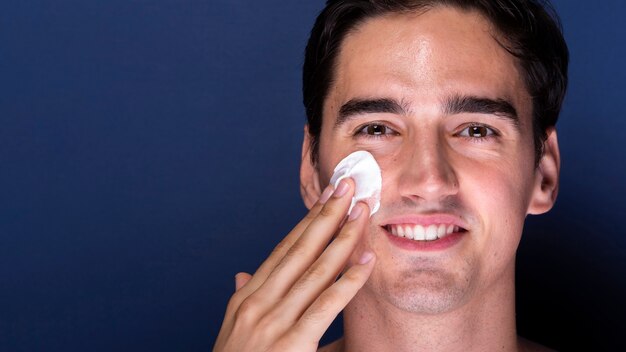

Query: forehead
[[326, 6, 531, 120]]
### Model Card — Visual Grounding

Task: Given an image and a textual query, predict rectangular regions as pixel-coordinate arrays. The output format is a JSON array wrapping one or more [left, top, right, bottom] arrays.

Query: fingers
[[272, 202, 370, 322], [214, 180, 372, 352], [233, 185, 335, 300], [288, 250, 376, 344], [252, 179, 356, 301], [220, 180, 352, 339]]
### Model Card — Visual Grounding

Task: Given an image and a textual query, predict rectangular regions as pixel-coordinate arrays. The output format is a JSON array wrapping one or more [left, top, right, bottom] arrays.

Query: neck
[[342, 265, 518, 352]]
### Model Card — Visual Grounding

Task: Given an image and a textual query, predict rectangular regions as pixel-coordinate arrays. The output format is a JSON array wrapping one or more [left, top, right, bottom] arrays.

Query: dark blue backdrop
[[1, 1, 624, 351]]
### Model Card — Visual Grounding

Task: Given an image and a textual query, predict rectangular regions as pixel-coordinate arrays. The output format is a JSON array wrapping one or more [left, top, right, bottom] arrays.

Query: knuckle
[[257, 312, 283, 338], [231, 286, 248, 300], [304, 206, 321, 220], [334, 226, 356, 243], [318, 204, 336, 218], [313, 291, 339, 316], [235, 296, 261, 323], [342, 267, 364, 283], [252, 320, 277, 343], [306, 264, 328, 281], [282, 241, 306, 262], [270, 257, 288, 274], [294, 265, 328, 291], [226, 293, 244, 314], [270, 239, 289, 257]]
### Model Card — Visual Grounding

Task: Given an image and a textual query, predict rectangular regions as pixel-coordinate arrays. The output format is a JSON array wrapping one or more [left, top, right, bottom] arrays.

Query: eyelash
[[456, 123, 500, 142], [353, 122, 500, 142], [353, 122, 399, 140]]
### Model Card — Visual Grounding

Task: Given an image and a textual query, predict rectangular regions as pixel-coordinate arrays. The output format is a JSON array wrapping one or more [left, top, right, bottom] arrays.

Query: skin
[[214, 6, 559, 352]]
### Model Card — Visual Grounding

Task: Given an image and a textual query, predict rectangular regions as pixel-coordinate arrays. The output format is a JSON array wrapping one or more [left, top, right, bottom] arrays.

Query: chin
[[385, 280, 470, 314], [365, 255, 478, 315]]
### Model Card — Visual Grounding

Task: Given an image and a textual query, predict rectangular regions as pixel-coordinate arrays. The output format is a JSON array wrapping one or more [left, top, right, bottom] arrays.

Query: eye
[[365, 124, 388, 135], [355, 123, 397, 138], [457, 124, 497, 139]]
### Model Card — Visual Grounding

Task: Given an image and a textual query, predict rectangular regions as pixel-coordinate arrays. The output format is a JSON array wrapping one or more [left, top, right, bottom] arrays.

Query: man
[[214, 0, 568, 351]]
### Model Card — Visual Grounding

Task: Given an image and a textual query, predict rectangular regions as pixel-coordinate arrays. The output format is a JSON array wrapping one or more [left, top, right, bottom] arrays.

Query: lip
[[382, 214, 468, 228], [381, 214, 468, 251], [384, 227, 465, 251]]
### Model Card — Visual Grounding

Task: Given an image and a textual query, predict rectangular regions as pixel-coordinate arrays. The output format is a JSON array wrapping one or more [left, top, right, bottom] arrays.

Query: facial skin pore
[[301, 6, 559, 352]]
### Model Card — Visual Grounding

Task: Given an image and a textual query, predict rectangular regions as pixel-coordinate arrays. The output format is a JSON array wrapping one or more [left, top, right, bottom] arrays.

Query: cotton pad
[[329, 150, 382, 216]]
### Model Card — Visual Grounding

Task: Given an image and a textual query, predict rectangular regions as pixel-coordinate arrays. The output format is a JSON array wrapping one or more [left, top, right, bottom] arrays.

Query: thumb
[[234, 272, 252, 291]]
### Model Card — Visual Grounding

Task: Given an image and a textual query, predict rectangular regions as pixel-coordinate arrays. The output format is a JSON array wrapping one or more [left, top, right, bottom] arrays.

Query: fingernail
[[348, 203, 363, 221], [358, 251, 375, 264], [318, 186, 334, 204], [333, 180, 350, 198]]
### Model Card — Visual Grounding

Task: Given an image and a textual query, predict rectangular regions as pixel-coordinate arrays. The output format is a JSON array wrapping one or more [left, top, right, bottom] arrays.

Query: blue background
[[1, 1, 624, 351]]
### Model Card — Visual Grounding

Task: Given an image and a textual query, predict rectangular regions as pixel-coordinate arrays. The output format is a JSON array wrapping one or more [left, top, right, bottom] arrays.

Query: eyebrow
[[335, 98, 407, 129], [334, 94, 520, 129], [444, 94, 520, 128]]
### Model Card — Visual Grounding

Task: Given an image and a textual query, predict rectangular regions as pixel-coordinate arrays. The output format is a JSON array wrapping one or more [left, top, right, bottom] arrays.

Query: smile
[[385, 224, 463, 241], [380, 214, 469, 251]]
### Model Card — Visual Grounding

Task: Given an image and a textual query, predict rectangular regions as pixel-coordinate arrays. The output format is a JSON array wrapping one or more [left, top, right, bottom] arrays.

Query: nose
[[396, 135, 459, 203]]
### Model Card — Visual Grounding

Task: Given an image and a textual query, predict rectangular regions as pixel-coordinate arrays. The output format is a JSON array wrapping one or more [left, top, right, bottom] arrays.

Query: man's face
[[301, 7, 557, 313]]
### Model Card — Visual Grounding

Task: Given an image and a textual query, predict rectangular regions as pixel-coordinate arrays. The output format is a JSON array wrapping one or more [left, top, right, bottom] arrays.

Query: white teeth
[[425, 225, 437, 240], [404, 226, 414, 240], [388, 224, 463, 241], [437, 224, 446, 238], [413, 225, 425, 240]]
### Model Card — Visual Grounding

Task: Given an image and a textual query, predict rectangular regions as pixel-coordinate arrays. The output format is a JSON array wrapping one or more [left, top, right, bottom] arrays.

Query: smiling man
[[214, 1, 568, 351]]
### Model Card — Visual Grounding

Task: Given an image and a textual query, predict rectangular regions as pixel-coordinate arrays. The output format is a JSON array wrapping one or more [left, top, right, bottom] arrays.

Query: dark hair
[[302, 0, 569, 165]]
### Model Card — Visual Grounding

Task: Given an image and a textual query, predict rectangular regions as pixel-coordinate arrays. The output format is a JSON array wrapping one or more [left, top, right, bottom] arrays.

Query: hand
[[213, 178, 375, 352]]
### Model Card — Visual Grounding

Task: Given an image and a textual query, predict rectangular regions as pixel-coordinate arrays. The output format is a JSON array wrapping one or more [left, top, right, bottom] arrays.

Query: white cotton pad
[[329, 150, 382, 217]]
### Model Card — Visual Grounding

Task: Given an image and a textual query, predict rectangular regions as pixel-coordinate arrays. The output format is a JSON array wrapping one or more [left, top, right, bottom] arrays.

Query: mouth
[[384, 223, 467, 242]]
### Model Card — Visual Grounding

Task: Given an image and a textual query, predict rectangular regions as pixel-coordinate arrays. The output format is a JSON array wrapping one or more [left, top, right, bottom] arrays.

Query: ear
[[300, 125, 322, 209], [527, 127, 560, 215]]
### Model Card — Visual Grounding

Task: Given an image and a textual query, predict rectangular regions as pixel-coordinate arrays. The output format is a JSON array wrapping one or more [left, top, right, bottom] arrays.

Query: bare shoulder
[[318, 338, 344, 352], [518, 336, 557, 352]]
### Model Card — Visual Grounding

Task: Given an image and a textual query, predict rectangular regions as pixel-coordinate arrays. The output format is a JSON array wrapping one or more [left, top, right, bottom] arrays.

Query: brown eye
[[366, 124, 387, 135], [356, 123, 397, 139], [459, 124, 496, 138], [469, 126, 488, 137]]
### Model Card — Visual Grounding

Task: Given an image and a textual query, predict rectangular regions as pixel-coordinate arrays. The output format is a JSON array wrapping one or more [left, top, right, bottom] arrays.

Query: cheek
[[465, 164, 532, 219], [373, 148, 403, 165], [366, 146, 404, 172], [462, 162, 532, 259]]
